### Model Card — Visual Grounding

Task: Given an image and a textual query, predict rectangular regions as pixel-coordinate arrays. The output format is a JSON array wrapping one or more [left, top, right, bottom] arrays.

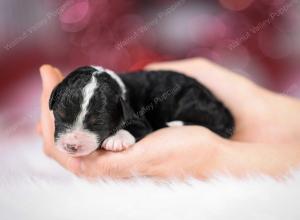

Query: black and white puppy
[[49, 66, 234, 157]]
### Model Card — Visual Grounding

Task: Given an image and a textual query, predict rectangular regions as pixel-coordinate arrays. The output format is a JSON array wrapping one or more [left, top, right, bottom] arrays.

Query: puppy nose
[[64, 144, 80, 153]]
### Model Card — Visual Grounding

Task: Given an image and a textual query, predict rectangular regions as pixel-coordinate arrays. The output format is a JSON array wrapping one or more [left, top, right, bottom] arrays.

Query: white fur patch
[[166, 120, 184, 127], [102, 129, 135, 151], [91, 65, 126, 99]]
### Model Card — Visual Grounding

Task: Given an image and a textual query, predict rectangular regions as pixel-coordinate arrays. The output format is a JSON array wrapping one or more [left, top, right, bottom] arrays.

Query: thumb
[[39, 65, 63, 149], [40, 64, 63, 95]]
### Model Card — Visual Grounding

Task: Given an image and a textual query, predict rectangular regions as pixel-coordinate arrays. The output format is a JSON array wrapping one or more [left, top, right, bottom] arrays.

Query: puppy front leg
[[101, 129, 135, 152], [101, 118, 152, 152]]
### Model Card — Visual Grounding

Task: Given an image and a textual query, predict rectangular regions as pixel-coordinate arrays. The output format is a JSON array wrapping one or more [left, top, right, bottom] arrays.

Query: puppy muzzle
[[55, 129, 99, 157]]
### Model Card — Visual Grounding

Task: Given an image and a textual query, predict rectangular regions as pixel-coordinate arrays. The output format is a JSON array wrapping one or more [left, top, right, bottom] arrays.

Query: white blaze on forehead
[[74, 74, 98, 129], [91, 65, 126, 99]]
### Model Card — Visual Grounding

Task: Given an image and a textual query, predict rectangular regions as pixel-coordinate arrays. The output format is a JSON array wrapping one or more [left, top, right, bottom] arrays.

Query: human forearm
[[216, 141, 300, 178]]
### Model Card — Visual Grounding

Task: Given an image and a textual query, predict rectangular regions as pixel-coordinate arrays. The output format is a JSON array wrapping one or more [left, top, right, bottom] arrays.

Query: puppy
[[49, 66, 234, 156]]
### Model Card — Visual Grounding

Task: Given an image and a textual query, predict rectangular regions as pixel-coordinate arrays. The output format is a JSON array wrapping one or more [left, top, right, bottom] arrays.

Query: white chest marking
[[91, 65, 126, 99], [166, 120, 184, 127]]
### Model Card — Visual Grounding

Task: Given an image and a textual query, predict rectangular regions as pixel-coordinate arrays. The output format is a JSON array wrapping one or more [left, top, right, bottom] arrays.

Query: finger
[[79, 127, 218, 178], [44, 142, 130, 178], [53, 67, 64, 81], [58, 126, 221, 179], [82, 127, 218, 178], [39, 65, 63, 147], [36, 122, 42, 136], [43, 144, 82, 175], [78, 149, 139, 178], [40, 64, 63, 97]]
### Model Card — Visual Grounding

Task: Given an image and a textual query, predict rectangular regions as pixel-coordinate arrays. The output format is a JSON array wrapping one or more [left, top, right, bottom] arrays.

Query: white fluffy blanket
[[1, 133, 300, 220]]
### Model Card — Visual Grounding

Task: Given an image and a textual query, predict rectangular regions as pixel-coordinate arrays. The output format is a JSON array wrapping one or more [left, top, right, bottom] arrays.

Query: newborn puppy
[[49, 66, 234, 156]]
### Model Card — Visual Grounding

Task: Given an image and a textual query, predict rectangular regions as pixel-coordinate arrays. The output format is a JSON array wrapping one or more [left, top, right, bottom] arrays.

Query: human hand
[[37, 59, 300, 179], [146, 58, 300, 145], [37, 65, 223, 178]]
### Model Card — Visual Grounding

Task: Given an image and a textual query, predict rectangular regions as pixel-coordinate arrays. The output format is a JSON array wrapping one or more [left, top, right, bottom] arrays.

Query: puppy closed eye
[[86, 114, 104, 125], [57, 110, 66, 119], [55, 109, 77, 125], [89, 115, 97, 124], [55, 109, 70, 122]]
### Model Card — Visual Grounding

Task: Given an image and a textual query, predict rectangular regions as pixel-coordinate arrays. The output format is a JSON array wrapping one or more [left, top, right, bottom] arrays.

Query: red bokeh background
[[0, 0, 300, 136]]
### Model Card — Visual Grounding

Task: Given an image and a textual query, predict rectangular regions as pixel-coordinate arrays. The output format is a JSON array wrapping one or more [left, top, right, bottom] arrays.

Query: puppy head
[[49, 66, 127, 156]]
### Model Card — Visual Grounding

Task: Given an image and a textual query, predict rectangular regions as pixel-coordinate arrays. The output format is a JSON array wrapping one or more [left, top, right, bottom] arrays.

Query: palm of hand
[[38, 59, 300, 179]]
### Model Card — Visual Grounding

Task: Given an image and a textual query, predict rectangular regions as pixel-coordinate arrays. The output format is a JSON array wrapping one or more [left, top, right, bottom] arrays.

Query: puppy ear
[[49, 83, 64, 110], [119, 97, 135, 120]]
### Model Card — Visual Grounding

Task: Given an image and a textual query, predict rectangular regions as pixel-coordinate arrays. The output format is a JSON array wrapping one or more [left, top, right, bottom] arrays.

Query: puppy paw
[[101, 129, 135, 152]]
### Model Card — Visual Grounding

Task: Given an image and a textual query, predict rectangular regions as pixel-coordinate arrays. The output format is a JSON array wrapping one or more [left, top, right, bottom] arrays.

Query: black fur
[[49, 67, 235, 146], [119, 70, 234, 138]]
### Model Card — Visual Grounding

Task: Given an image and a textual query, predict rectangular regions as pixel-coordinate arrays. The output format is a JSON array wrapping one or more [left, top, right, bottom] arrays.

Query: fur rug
[[1, 133, 300, 220]]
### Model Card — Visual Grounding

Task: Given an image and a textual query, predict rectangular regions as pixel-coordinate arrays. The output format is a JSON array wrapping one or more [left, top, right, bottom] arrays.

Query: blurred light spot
[[113, 14, 145, 47], [60, 0, 89, 23], [219, 0, 254, 11], [158, 5, 212, 53], [281, 69, 300, 98], [258, 28, 293, 59], [88, 44, 132, 71], [79, 26, 101, 47], [115, 14, 145, 34], [261, 0, 287, 7], [213, 45, 250, 69], [59, 0, 90, 32], [188, 14, 227, 45]]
